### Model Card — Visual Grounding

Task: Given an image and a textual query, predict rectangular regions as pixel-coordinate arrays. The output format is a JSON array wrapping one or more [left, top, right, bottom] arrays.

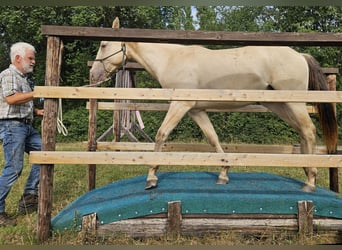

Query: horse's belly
[[200, 73, 270, 90]]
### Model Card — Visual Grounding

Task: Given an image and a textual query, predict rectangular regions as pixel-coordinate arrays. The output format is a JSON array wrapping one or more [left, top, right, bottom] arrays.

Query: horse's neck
[[127, 42, 180, 82]]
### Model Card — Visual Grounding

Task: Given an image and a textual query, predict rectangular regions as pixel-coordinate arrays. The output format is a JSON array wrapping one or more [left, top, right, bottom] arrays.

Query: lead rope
[[40, 98, 68, 137], [57, 98, 68, 136]]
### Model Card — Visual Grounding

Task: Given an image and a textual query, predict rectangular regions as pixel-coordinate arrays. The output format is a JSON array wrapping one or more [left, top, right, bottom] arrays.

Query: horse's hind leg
[[145, 101, 195, 189], [188, 110, 229, 185], [262, 102, 317, 192]]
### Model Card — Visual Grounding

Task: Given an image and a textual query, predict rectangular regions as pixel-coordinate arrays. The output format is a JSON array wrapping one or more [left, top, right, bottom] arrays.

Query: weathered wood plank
[[87, 208, 342, 240], [93, 214, 342, 239], [181, 218, 298, 232], [41, 25, 342, 46], [314, 219, 342, 231], [34, 87, 342, 103], [94, 142, 294, 153], [86, 102, 317, 113], [99, 218, 295, 236], [30, 151, 342, 168], [96, 218, 299, 238], [98, 218, 167, 238], [322, 67, 339, 74]]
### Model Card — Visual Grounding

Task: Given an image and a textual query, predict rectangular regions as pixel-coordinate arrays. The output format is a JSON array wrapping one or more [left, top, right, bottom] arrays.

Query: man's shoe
[[0, 212, 16, 226], [18, 194, 38, 214]]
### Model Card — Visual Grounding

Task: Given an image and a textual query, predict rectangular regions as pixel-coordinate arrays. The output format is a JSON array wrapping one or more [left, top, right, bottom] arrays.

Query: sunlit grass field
[[0, 142, 341, 245]]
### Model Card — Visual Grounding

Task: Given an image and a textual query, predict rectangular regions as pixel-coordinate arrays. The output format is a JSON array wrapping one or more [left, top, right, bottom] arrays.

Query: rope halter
[[93, 42, 127, 76]]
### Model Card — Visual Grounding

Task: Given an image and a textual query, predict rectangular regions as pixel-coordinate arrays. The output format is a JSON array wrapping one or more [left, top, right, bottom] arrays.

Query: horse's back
[[139, 43, 309, 92], [186, 46, 309, 91]]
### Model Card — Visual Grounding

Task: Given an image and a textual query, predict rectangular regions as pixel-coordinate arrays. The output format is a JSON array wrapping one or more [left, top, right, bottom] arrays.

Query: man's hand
[[34, 109, 44, 116]]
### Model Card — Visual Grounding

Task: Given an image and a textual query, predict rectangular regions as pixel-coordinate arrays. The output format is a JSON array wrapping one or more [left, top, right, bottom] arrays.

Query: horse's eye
[[101, 44, 106, 49]]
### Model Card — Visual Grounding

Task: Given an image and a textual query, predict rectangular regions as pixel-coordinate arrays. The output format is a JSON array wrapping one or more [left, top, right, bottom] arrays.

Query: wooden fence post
[[297, 200, 314, 236], [327, 74, 339, 193], [87, 76, 98, 190], [37, 36, 63, 242], [87, 100, 97, 191], [167, 201, 182, 238]]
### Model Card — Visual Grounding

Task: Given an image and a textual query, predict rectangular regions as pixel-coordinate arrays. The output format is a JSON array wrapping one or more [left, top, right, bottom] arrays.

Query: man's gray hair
[[10, 42, 36, 63]]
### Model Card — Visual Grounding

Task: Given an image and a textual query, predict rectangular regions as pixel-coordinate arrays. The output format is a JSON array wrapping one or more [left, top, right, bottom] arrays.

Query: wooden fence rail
[[86, 101, 317, 113], [41, 25, 342, 46], [34, 86, 342, 102], [29, 151, 342, 168]]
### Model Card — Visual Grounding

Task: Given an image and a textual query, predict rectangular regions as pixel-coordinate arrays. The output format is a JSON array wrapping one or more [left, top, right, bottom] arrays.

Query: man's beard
[[22, 60, 34, 73]]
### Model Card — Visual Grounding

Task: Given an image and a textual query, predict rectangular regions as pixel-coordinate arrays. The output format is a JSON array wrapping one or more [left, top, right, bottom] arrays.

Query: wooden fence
[[32, 25, 341, 242]]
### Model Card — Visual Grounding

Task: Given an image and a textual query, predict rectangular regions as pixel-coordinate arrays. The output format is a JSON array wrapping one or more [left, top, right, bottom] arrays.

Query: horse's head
[[90, 17, 126, 84]]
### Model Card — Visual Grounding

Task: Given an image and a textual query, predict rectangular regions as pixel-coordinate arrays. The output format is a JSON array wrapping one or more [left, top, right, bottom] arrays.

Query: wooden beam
[[96, 215, 342, 239], [86, 101, 317, 113], [322, 67, 339, 74], [41, 25, 342, 46], [30, 151, 342, 168], [34, 87, 342, 103], [90, 102, 269, 112]]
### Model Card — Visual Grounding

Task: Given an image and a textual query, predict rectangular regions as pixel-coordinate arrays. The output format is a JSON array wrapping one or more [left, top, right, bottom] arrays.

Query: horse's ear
[[112, 17, 120, 29]]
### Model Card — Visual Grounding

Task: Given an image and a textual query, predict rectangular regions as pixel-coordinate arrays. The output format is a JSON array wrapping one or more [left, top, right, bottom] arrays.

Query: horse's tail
[[302, 53, 338, 153]]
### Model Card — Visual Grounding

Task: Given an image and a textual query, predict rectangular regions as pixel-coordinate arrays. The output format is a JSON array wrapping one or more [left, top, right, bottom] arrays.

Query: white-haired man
[[0, 42, 44, 226]]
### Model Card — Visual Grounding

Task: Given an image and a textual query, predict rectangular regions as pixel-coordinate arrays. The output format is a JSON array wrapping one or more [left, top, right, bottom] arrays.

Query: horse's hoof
[[301, 184, 315, 193], [145, 180, 158, 190], [216, 177, 229, 185]]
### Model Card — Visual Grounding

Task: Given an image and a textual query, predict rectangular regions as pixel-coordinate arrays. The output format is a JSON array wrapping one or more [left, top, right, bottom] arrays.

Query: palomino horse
[[90, 18, 338, 192]]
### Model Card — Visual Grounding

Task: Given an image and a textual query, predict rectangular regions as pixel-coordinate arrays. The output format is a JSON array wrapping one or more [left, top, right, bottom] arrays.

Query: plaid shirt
[[0, 64, 34, 120]]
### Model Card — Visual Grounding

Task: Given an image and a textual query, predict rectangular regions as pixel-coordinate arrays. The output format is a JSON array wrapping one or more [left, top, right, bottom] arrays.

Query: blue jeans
[[0, 120, 41, 213]]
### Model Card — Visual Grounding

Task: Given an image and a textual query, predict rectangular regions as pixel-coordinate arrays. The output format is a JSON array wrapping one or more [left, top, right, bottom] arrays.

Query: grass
[[0, 142, 341, 245]]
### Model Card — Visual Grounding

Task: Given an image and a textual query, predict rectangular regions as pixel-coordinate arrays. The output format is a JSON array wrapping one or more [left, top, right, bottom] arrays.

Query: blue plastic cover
[[51, 172, 342, 231]]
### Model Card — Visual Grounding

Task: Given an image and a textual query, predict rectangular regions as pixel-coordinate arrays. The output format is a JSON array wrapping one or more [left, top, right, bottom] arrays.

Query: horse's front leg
[[145, 101, 195, 189], [188, 110, 229, 185]]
